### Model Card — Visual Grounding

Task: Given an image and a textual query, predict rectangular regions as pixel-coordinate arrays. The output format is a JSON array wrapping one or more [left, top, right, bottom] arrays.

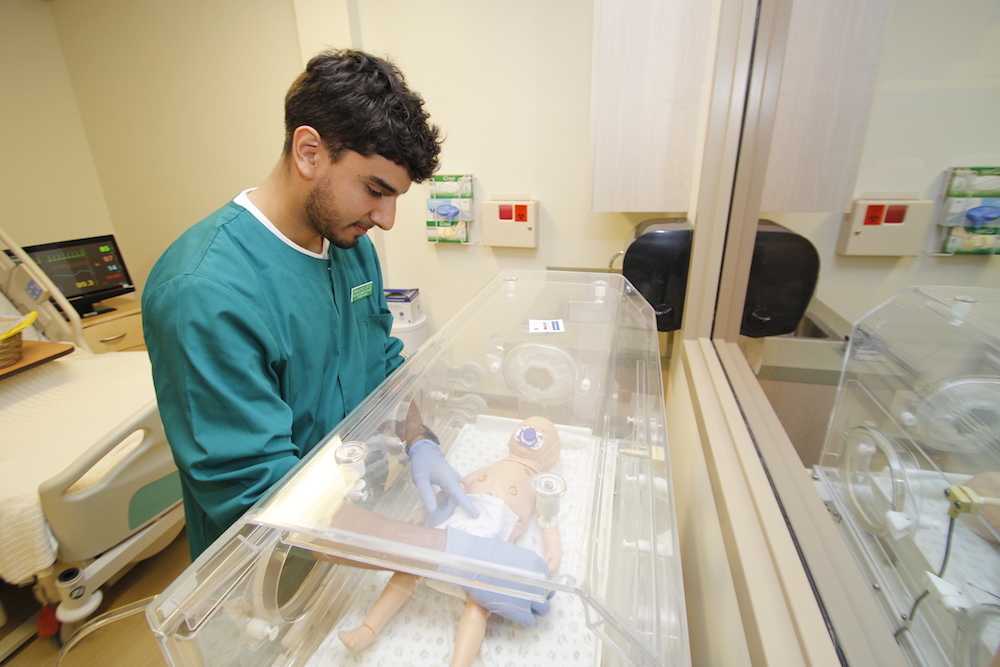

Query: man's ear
[[290, 126, 322, 181]]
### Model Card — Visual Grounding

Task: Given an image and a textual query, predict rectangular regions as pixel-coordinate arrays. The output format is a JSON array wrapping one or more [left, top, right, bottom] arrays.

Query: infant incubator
[[815, 286, 1000, 667], [146, 270, 689, 666]]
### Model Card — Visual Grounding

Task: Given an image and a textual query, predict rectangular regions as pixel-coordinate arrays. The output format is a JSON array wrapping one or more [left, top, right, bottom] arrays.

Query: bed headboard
[[0, 225, 90, 351]]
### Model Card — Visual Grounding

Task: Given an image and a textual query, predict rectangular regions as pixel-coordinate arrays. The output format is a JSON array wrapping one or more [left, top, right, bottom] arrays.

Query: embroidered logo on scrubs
[[351, 281, 373, 302]]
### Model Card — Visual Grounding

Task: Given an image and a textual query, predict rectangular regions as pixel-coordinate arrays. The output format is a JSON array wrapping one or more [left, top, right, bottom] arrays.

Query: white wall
[[4, 0, 642, 333], [0, 0, 114, 246], [2, 1, 302, 283], [46, 0, 303, 293], [355, 0, 639, 330], [9, 0, 992, 331], [769, 0, 1000, 324]]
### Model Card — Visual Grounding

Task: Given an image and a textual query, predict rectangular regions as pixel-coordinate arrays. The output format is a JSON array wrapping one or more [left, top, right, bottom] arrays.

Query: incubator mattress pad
[[309, 420, 599, 667]]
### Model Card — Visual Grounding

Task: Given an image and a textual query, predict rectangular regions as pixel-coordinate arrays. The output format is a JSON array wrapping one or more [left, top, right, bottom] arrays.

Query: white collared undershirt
[[234, 188, 330, 259]]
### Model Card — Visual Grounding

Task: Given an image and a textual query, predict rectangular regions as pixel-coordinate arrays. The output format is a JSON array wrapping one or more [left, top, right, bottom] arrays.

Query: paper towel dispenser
[[741, 221, 820, 337], [621, 220, 692, 332], [623, 219, 820, 336]]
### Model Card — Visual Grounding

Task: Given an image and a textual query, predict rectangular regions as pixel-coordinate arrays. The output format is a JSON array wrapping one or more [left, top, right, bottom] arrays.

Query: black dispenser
[[740, 221, 820, 337], [622, 219, 820, 336], [621, 220, 692, 332]]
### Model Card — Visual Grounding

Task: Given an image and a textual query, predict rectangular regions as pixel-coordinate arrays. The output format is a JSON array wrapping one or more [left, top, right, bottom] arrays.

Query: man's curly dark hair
[[283, 49, 441, 182]]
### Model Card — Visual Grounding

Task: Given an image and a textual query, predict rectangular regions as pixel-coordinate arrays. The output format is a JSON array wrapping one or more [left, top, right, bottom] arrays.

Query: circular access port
[[502, 342, 580, 405], [904, 376, 1000, 454], [841, 426, 922, 536]]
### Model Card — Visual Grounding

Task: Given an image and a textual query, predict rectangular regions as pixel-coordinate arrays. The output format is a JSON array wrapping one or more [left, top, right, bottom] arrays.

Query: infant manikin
[[338, 416, 562, 667]]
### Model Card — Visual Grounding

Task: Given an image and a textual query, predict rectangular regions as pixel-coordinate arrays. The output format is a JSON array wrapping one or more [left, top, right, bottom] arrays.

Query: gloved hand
[[425, 493, 461, 527], [408, 439, 479, 523], [441, 527, 554, 627]]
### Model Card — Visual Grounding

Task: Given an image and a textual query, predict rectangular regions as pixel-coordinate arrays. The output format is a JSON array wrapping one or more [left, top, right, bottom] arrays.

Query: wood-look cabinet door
[[590, 0, 889, 214]]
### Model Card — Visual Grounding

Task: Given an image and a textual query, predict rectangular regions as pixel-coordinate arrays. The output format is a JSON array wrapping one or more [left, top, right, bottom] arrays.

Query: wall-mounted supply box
[[837, 198, 934, 256], [482, 198, 539, 248]]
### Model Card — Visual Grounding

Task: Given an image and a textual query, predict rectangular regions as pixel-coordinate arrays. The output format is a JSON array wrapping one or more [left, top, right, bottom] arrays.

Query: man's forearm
[[312, 501, 447, 568]]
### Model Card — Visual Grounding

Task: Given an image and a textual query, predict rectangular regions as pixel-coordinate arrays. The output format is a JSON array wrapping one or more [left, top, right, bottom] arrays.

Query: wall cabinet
[[589, 0, 713, 212], [590, 0, 889, 214]]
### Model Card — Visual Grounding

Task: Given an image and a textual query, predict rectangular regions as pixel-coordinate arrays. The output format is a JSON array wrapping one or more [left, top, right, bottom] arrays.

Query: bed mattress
[[0, 351, 154, 585]]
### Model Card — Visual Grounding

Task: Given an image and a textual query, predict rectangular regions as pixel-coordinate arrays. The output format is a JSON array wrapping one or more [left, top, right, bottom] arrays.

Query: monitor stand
[[80, 304, 117, 318]]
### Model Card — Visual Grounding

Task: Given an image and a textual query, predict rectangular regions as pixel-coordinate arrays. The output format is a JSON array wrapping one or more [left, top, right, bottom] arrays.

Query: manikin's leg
[[338, 572, 418, 652], [450, 597, 491, 667]]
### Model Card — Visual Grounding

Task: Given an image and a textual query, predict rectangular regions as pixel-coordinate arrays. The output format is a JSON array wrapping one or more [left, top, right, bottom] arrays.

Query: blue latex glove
[[966, 205, 1000, 226], [441, 527, 554, 627], [426, 493, 461, 528], [408, 439, 479, 523]]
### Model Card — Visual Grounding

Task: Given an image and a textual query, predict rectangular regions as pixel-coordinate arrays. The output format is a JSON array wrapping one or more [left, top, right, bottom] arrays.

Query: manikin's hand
[[408, 439, 479, 523], [441, 527, 553, 628]]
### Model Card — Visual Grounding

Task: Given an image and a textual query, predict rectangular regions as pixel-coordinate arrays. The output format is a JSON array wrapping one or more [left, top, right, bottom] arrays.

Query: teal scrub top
[[142, 200, 404, 558]]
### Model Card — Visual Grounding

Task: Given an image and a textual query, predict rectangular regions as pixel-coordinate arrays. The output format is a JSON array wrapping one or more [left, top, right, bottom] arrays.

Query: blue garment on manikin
[[142, 199, 404, 558]]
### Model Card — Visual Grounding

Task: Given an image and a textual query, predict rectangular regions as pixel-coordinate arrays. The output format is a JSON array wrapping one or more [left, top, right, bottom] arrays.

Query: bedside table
[[81, 296, 145, 353]]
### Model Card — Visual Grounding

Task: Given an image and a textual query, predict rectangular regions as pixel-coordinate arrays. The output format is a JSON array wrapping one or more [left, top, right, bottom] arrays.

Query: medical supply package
[[937, 166, 1000, 255], [427, 174, 474, 244]]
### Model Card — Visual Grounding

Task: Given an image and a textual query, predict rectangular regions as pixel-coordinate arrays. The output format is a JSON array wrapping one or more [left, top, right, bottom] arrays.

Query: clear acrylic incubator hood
[[146, 270, 689, 667], [815, 286, 1000, 667]]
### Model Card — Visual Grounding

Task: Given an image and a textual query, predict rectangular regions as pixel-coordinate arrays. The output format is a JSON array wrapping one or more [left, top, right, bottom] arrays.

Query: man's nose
[[370, 198, 396, 230]]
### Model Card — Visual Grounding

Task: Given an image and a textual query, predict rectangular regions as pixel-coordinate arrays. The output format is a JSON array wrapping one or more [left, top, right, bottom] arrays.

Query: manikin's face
[[508, 416, 561, 471], [306, 149, 412, 250]]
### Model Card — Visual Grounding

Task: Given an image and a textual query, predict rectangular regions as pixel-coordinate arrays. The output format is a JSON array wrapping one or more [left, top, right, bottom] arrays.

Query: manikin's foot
[[338, 624, 377, 652]]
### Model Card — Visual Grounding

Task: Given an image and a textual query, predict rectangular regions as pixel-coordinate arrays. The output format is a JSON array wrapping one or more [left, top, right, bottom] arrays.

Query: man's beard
[[305, 179, 359, 250]]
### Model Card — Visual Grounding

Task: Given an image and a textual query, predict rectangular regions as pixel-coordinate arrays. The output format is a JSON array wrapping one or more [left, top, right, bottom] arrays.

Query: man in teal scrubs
[[143, 50, 551, 628]]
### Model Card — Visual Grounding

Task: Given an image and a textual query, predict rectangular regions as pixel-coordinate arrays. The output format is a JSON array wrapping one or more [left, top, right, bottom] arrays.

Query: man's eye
[[368, 187, 383, 198]]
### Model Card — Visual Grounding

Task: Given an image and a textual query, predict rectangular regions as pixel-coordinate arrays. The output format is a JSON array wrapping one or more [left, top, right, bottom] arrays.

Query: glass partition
[[716, 1, 1000, 666]]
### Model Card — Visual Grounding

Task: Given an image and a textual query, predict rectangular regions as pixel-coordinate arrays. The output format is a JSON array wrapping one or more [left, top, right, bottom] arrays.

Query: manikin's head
[[506, 416, 561, 472]]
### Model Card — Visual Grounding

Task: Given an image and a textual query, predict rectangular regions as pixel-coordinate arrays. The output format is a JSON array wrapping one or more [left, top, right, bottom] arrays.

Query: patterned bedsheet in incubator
[[308, 420, 601, 667]]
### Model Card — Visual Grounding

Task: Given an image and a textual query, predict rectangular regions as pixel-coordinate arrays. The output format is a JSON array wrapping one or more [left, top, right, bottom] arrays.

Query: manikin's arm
[[541, 524, 562, 575]]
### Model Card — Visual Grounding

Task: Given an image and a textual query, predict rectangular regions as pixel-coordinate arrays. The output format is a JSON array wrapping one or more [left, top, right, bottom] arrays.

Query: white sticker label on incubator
[[528, 319, 565, 333]]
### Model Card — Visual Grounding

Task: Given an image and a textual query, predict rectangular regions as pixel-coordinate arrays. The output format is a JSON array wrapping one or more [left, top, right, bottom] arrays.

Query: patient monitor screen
[[16, 235, 135, 314]]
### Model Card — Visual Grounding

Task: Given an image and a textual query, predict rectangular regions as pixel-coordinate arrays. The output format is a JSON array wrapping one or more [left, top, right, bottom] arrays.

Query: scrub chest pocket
[[357, 311, 396, 394]]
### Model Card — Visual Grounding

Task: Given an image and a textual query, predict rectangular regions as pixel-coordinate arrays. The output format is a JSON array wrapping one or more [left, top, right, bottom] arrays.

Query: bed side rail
[[0, 225, 90, 351], [38, 400, 182, 563]]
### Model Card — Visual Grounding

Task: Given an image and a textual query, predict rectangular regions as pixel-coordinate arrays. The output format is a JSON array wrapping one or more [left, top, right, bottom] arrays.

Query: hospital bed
[[0, 226, 184, 655]]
